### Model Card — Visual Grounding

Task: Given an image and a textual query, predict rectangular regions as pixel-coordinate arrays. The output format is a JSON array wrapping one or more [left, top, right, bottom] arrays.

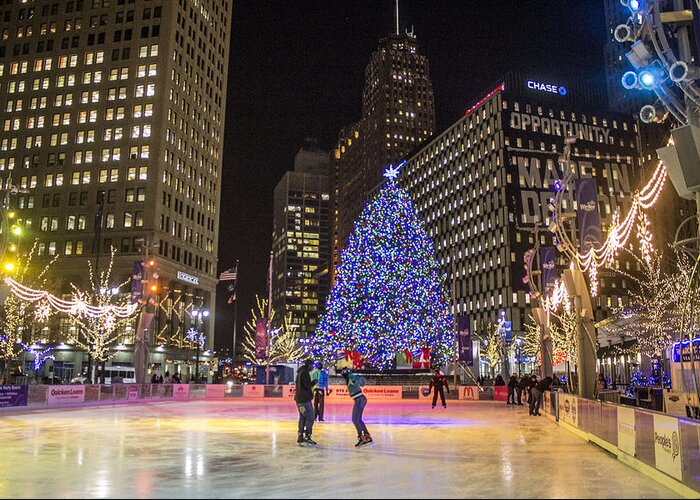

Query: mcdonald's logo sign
[[461, 386, 479, 400]]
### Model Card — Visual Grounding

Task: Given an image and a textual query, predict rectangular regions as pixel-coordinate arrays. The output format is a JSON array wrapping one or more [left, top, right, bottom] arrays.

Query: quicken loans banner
[[574, 178, 602, 252]]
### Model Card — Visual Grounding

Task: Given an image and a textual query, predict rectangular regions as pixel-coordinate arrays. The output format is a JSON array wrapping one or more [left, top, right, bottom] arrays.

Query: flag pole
[[266, 251, 273, 386], [232, 259, 239, 362]]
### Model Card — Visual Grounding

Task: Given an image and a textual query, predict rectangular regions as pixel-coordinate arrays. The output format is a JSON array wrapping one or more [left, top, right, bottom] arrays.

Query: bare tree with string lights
[[0, 241, 58, 383], [241, 295, 304, 366], [56, 247, 139, 383]]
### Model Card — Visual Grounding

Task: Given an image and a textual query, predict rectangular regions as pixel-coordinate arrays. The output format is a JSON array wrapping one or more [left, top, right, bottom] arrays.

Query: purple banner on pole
[[457, 316, 472, 365], [692, 1, 700, 65], [0, 385, 28, 407], [575, 178, 602, 252], [131, 260, 144, 303], [540, 246, 557, 292], [255, 317, 268, 359]]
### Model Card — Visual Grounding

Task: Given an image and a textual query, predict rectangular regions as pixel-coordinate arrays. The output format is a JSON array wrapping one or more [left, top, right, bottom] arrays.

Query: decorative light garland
[[574, 160, 667, 277], [5, 277, 139, 318]]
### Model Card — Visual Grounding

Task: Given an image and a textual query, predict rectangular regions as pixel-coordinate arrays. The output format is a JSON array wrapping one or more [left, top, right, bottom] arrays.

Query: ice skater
[[311, 362, 330, 422], [341, 367, 373, 447], [295, 359, 317, 446], [428, 368, 450, 409]]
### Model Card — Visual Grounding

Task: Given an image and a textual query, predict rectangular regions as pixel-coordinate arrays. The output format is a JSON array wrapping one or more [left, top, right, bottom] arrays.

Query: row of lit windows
[[36, 241, 84, 257], [4, 75, 156, 97], [506, 100, 634, 132], [39, 211, 144, 233]]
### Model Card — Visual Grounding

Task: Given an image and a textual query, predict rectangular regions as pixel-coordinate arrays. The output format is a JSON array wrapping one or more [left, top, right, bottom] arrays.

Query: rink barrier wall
[[0, 383, 486, 411], [541, 391, 700, 498]]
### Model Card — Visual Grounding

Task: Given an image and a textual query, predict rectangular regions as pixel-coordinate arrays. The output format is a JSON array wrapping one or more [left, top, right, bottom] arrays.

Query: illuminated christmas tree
[[309, 163, 454, 369]]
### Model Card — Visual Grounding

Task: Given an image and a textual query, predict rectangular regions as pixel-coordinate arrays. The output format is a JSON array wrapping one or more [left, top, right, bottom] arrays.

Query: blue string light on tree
[[308, 162, 454, 369]]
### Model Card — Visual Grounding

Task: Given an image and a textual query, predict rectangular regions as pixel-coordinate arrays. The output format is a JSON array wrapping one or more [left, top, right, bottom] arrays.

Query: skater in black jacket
[[295, 359, 317, 446], [428, 368, 450, 409]]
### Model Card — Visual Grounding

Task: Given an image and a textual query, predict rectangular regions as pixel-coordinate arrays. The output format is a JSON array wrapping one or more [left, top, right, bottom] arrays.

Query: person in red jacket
[[428, 368, 450, 409]]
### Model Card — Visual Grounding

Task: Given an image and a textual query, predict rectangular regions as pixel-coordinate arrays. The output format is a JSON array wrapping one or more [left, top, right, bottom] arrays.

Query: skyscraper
[[331, 13, 435, 280], [271, 140, 330, 338], [399, 74, 643, 375], [0, 0, 232, 379]]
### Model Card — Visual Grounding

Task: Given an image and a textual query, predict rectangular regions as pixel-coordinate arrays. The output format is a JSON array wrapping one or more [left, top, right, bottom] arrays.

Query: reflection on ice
[[0, 400, 680, 499]]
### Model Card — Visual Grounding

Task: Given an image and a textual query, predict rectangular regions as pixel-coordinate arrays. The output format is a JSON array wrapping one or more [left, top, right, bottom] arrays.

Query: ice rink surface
[[0, 399, 680, 499]]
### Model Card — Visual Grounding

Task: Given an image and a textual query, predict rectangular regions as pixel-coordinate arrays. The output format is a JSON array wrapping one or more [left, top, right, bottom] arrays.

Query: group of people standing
[[506, 373, 556, 416], [294, 359, 373, 448], [150, 371, 181, 384]]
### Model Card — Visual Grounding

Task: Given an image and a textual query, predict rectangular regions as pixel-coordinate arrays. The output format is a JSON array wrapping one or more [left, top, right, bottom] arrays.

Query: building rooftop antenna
[[395, 0, 400, 35]]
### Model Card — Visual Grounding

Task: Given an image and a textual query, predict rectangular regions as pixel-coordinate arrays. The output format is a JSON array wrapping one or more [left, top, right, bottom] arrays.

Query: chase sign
[[527, 80, 567, 96]]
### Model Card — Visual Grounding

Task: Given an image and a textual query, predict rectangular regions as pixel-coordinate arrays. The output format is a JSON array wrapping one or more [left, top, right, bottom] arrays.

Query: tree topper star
[[383, 160, 406, 181]]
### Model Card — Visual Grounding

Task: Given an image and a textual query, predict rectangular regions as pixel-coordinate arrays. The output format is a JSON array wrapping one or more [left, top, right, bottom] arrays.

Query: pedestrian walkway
[[0, 399, 680, 498]]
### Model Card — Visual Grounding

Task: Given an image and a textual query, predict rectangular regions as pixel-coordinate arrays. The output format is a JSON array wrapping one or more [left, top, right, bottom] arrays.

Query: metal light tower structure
[[522, 137, 598, 398], [614, 0, 700, 414]]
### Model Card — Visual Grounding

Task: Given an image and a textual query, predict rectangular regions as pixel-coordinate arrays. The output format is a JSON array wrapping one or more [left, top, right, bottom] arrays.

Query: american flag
[[219, 266, 237, 281]]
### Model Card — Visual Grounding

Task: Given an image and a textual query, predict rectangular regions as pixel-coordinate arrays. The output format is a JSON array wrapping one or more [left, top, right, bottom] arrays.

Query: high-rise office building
[[271, 140, 330, 338], [331, 23, 435, 281], [399, 74, 644, 375], [0, 0, 232, 380]]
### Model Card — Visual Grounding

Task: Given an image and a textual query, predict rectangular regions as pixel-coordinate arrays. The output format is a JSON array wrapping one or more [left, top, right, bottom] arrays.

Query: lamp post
[[191, 309, 209, 383], [515, 337, 523, 377]]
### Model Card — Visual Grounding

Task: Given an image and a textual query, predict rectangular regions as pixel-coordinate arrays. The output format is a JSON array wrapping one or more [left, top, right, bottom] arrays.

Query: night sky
[[215, 0, 609, 353]]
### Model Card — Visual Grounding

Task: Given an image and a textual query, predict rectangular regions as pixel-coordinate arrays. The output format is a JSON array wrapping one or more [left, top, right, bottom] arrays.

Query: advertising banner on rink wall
[[459, 386, 479, 400], [574, 178, 602, 253], [205, 384, 225, 399], [173, 384, 190, 401], [653, 414, 683, 481], [282, 385, 296, 399], [558, 394, 578, 427], [0, 385, 28, 407], [127, 385, 139, 401], [326, 385, 402, 401], [243, 384, 265, 398], [617, 406, 636, 457], [47, 385, 85, 405]]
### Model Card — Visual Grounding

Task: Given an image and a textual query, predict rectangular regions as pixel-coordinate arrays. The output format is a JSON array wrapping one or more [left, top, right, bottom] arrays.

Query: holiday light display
[[477, 322, 505, 377], [601, 249, 700, 357], [186, 327, 206, 350], [5, 277, 139, 318], [308, 168, 454, 369], [241, 295, 303, 365], [0, 242, 58, 383], [61, 248, 140, 380], [522, 318, 542, 362], [551, 156, 668, 296]]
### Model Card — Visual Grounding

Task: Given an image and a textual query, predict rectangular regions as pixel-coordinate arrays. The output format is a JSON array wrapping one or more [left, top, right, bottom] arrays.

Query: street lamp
[[191, 309, 209, 383], [515, 337, 523, 377]]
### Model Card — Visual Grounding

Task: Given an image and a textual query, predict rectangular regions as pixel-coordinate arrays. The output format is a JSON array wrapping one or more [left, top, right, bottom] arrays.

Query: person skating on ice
[[428, 367, 450, 409], [310, 362, 330, 422], [294, 359, 317, 446], [341, 367, 373, 447]]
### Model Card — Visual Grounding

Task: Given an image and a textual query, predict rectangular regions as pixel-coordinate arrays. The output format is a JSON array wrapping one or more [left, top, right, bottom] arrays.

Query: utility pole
[[133, 238, 158, 385], [451, 247, 458, 388]]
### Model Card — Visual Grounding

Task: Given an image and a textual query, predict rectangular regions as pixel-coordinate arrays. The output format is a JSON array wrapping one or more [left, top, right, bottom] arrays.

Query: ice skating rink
[[0, 399, 679, 499]]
